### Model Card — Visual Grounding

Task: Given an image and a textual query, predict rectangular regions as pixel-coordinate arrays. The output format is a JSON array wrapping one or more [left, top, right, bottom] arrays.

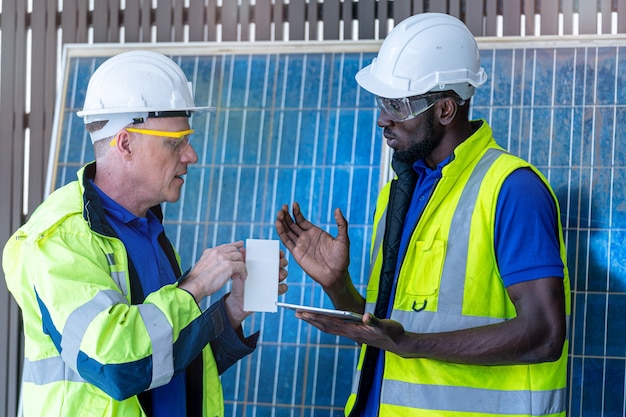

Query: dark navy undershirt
[[91, 180, 186, 417], [361, 157, 565, 416]]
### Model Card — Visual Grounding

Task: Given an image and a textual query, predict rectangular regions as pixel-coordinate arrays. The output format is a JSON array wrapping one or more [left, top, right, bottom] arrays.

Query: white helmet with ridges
[[355, 13, 487, 100], [77, 50, 212, 142]]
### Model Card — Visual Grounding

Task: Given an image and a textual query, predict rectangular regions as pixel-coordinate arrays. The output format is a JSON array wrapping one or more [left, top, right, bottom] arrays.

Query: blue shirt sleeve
[[495, 168, 565, 287]]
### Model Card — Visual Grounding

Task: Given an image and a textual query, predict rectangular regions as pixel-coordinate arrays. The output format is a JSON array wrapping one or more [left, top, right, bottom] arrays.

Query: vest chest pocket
[[395, 233, 446, 312]]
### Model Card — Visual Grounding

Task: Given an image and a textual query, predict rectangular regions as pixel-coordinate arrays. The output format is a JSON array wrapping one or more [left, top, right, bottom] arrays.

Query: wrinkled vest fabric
[[345, 121, 571, 417]]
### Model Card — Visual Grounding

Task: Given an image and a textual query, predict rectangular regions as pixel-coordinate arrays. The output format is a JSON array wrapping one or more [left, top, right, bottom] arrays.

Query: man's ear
[[111, 130, 134, 157], [437, 97, 458, 126]]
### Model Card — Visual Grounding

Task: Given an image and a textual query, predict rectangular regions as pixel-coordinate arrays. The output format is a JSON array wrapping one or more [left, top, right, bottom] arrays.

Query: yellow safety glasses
[[125, 127, 195, 139], [110, 127, 195, 152]]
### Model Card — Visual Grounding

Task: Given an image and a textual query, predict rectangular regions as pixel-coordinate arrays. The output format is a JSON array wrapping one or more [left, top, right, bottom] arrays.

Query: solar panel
[[49, 39, 626, 416]]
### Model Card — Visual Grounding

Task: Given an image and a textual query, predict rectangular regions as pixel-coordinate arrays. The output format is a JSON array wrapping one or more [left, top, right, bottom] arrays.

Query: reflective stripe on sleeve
[[60, 289, 128, 367], [59, 289, 174, 389], [138, 303, 174, 389]]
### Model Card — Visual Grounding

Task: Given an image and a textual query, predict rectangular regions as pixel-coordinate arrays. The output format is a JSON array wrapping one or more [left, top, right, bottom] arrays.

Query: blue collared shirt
[[92, 180, 187, 417]]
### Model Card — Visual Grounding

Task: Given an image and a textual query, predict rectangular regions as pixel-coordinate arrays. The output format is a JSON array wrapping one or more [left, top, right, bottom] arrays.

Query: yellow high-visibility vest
[[3, 163, 224, 417], [346, 121, 571, 417]]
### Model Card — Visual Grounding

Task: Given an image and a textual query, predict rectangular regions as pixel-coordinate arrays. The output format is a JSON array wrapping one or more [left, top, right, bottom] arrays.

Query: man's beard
[[393, 110, 441, 164]]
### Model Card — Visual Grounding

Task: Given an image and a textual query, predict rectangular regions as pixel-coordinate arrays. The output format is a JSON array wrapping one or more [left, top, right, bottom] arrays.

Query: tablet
[[276, 302, 363, 323]]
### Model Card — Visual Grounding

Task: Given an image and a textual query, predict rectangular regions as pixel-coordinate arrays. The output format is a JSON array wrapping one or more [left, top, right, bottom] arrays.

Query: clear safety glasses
[[112, 127, 195, 152], [375, 93, 445, 123]]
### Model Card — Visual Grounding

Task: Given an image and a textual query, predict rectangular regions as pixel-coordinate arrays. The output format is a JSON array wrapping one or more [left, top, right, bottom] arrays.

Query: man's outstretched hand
[[275, 202, 350, 289]]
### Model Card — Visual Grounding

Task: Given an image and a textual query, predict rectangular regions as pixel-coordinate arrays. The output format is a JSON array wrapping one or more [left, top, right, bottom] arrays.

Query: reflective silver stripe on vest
[[351, 369, 362, 394], [111, 271, 127, 296], [22, 356, 86, 384], [106, 252, 128, 297], [139, 303, 174, 389], [381, 380, 566, 415], [390, 148, 504, 333], [368, 205, 388, 284], [60, 289, 174, 388]]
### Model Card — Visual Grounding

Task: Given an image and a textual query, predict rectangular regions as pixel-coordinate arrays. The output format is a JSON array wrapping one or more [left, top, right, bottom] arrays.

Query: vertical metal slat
[[288, 0, 306, 41], [601, 0, 613, 34], [391, 0, 412, 29], [502, 0, 521, 36], [187, 0, 206, 41], [323, 0, 340, 40], [343, 0, 354, 39], [273, 0, 285, 41], [561, 0, 575, 35], [358, 0, 376, 39], [172, 0, 185, 41], [464, 0, 485, 36], [205, 0, 218, 42], [539, 0, 559, 36], [92, 0, 109, 42], [377, 0, 390, 38], [428, 0, 448, 14], [108, 0, 121, 42], [255, 0, 272, 41], [578, 0, 597, 34], [448, 0, 462, 21], [221, 0, 238, 41], [484, 0, 499, 36], [140, 0, 153, 42], [307, 0, 320, 40], [123, 0, 142, 42], [0, 1, 27, 414], [411, 0, 425, 15], [239, 0, 251, 41], [619, 0, 626, 33], [61, 0, 77, 44], [523, 0, 536, 36], [155, 0, 173, 42], [28, 0, 55, 217]]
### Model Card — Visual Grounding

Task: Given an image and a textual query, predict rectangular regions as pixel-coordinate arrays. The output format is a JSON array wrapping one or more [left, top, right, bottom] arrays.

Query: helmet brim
[[77, 106, 215, 119], [356, 64, 431, 99]]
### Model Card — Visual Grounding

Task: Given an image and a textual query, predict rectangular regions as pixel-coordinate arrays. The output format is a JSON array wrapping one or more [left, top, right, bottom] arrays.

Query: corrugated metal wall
[[2, 1, 626, 416]]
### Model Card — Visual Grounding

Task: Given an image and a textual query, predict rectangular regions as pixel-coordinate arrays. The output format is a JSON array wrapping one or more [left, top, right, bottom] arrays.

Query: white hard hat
[[77, 50, 212, 142], [356, 13, 487, 99]]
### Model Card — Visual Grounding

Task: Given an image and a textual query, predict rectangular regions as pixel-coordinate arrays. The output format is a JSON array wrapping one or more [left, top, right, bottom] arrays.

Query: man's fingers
[[277, 206, 305, 237], [363, 312, 378, 326], [280, 204, 296, 228], [292, 202, 309, 226], [334, 208, 349, 239], [219, 240, 243, 250]]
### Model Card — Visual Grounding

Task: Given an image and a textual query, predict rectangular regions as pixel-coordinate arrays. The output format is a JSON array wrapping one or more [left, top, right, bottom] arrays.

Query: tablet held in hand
[[276, 302, 363, 323]]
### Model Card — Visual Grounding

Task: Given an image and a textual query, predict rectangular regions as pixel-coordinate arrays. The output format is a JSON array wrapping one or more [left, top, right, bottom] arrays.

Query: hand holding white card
[[244, 239, 279, 312]]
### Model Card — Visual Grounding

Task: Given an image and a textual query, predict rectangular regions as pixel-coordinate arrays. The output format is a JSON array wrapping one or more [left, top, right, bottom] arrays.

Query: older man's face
[[125, 116, 198, 211]]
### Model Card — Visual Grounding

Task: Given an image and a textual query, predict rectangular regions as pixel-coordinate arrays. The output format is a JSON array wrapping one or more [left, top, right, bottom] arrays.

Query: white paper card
[[244, 239, 279, 312]]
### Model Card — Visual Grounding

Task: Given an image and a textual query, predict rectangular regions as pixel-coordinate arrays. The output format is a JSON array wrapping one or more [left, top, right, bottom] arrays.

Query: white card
[[244, 239, 279, 312]]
